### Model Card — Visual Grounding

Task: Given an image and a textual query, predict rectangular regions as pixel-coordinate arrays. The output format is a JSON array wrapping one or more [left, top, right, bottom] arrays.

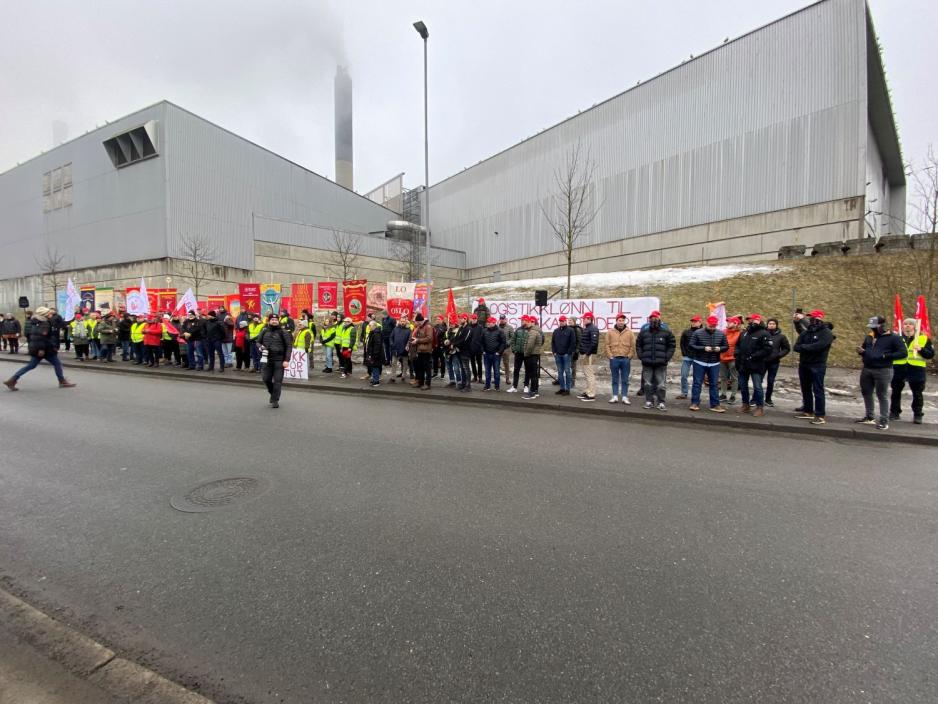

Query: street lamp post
[[414, 20, 431, 310]]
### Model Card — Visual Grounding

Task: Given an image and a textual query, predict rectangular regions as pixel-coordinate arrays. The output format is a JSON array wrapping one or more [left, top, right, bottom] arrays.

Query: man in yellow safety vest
[[889, 318, 934, 424], [130, 316, 147, 365], [320, 313, 338, 373]]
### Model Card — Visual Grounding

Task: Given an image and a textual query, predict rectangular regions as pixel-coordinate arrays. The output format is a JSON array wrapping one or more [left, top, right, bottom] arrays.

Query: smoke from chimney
[[334, 65, 353, 190]]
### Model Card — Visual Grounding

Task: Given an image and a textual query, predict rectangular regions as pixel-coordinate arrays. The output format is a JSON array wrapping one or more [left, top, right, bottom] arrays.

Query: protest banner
[[80, 285, 96, 312], [413, 282, 430, 318], [485, 297, 660, 332], [281, 296, 293, 316], [387, 282, 415, 319], [260, 284, 281, 316], [367, 283, 387, 313], [125, 278, 151, 316], [175, 288, 198, 315], [95, 287, 115, 313], [343, 280, 368, 322], [225, 294, 241, 319], [317, 281, 338, 310], [157, 289, 177, 313], [291, 283, 314, 316], [284, 348, 309, 381], [239, 283, 261, 315]]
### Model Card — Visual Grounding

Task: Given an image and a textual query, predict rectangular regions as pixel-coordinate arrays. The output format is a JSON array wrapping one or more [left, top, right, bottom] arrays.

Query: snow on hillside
[[455, 264, 787, 296]]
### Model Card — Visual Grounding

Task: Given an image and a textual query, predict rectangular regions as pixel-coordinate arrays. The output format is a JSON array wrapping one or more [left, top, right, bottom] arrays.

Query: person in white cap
[[4, 307, 76, 391]]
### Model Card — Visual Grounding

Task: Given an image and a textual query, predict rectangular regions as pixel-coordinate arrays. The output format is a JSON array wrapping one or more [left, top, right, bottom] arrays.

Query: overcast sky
[[2, 0, 935, 203]]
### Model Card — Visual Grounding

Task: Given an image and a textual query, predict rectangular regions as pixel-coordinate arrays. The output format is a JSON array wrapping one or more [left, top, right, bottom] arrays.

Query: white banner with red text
[[485, 297, 661, 332]]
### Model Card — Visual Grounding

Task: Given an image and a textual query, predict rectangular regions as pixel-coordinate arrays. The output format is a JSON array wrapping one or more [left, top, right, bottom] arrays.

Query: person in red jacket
[[142, 315, 163, 368]]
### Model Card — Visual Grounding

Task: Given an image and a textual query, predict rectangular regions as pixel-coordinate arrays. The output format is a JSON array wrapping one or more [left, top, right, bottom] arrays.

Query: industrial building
[[0, 0, 903, 309]]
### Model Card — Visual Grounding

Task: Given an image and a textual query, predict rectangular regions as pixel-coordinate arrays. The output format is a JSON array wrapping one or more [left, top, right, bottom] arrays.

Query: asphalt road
[[1, 369, 936, 703]]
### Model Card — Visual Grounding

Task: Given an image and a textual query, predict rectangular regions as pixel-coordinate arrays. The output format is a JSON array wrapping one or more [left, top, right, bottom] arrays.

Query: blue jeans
[[250, 341, 261, 371], [554, 353, 572, 391], [14, 354, 65, 381], [90, 339, 100, 359], [133, 341, 144, 363], [121, 340, 131, 360], [446, 355, 462, 383], [680, 357, 693, 395], [484, 352, 502, 388], [223, 341, 233, 365], [798, 364, 827, 417], [187, 340, 204, 369], [738, 370, 765, 407], [609, 357, 631, 397], [324, 345, 335, 370], [691, 363, 721, 408], [370, 364, 381, 383], [205, 340, 225, 370]]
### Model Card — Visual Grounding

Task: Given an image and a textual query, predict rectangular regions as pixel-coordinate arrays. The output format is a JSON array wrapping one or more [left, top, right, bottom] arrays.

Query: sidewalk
[[1, 351, 934, 446]]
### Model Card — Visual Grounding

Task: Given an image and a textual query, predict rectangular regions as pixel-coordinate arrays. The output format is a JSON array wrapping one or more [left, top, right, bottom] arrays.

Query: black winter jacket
[[117, 316, 133, 342], [390, 325, 411, 356], [766, 329, 791, 363], [636, 325, 676, 366], [794, 322, 835, 366], [453, 324, 472, 354], [381, 315, 396, 341], [365, 328, 384, 366], [468, 323, 484, 354], [1, 318, 21, 336], [257, 326, 293, 360], [688, 328, 728, 364], [578, 323, 599, 355], [551, 326, 577, 356], [481, 326, 507, 354], [859, 331, 907, 369], [734, 323, 772, 374], [26, 318, 58, 357], [680, 326, 700, 358], [202, 318, 226, 343]]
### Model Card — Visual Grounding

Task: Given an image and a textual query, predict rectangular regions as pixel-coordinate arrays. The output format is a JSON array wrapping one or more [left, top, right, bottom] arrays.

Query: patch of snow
[[455, 264, 787, 293]]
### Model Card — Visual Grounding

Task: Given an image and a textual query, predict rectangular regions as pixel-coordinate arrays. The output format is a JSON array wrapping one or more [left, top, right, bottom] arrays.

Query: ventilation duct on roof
[[103, 120, 159, 168]]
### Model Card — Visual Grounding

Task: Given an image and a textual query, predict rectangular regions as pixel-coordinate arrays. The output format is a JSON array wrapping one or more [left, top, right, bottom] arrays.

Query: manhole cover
[[170, 477, 271, 513]]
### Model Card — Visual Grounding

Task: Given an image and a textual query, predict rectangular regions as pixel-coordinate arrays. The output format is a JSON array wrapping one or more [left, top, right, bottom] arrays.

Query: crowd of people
[[2, 299, 933, 428]]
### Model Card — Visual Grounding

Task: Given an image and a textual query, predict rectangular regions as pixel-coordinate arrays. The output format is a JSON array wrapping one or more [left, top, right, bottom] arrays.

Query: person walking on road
[[734, 314, 772, 416], [792, 309, 835, 425], [257, 313, 293, 408], [677, 315, 702, 399], [576, 312, 600, 402], [688, 315, 728, 412], [889, 318, 934, 424], [4, 307, 76, 391], [856, 315, 907, 430], [636, 310, 676, 411], [522, 316, 545, 400], [550, 315, 576, 396], [764, 318, 790, 407], [605, 313, 635, 404]]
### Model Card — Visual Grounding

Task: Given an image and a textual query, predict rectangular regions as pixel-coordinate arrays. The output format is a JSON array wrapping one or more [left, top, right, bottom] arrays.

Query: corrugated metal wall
[[428, 0, 868, 268], [252, 214, 466, 270], [163, 103, 396, 271], [0, 103, 168, 279]]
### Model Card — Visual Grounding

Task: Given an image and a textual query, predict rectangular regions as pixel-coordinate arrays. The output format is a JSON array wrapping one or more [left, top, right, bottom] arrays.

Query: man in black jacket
[[433, 315, 448, 380], [468, 314, 484, 383], [181, 311, 205, 371], [734, 314, 773, 416], [257, 314, 294, 408], [117, 313, 133, 361], [4, 307, 76, 390], [453, 314, 473, 391], [792, 309, 835, 425], [576, 312, 600, 401], [688, 315, 728, 412], [480, 317, 507, 390], [764, 318, 791, 407], [202, 311, 227, 373], [677, 315, 702, 399], [856, 315, 906, 430], [551, 315, 577, 396], [635, 310, 676, 411]]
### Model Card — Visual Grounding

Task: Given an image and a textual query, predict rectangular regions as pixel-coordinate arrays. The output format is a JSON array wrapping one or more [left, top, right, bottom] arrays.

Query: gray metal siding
[[253, 214, 466, 270], [428, 0, 867, 268], [0, 104, 167, 279], [163, 104, 395, 271]]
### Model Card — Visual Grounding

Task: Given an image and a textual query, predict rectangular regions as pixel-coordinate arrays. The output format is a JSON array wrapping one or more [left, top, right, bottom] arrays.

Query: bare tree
[[539, 141, 603, 297], [908, 145, 938, 235], [35, 244, 67, 305], [388, 236, 422, 282], [175, 233, 218, 299], [326, 228, 362, 282]]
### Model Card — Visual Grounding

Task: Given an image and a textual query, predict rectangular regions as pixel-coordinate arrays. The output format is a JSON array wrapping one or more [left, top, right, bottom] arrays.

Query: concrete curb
[[0, 588, 214, 704], [1, 355, 935, 447]]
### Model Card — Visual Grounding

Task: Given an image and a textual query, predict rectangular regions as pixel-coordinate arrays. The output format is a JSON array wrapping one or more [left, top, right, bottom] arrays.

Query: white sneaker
[[608, 396, 619, 403], [506, 387, 517, 393], [657, 402, 667, 411], [523, 386, 530, 394], [622, 397, 631, 405], [643, 401, 653, 409]]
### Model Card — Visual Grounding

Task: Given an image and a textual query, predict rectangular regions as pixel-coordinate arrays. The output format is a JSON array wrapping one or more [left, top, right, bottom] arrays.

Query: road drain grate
[[170, 477, 271, 513]]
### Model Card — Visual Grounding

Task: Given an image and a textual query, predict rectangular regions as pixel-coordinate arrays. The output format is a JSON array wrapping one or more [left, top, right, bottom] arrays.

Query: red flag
[[445, 288, 457, 320], [342, 280, 368, 322], [291, 283, 314, 316], [893, 294, 904, 333], [239, 283, 261, 314], [914, 295, 931, 338], [317, 282, 338, 310]]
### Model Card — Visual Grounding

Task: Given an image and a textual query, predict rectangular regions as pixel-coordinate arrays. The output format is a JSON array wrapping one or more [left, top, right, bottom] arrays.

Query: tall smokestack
[[334, 65, 353, 191]]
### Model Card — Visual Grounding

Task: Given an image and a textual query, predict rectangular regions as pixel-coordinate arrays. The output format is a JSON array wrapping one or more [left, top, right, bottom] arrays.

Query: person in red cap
[[452, 313, 474, 391], [521, 315, 545, 399], [719, 316, 742, 403], [764, 318, 791, 407], [550, 315, 577, 395], [635, 309, 676, 410], [432, 315, 448, 380], [677, 315, 704, 399], [688, 315, 728, 412], [605, 313, 635, 404], [792, 309, 835, 425], [507, 316, 529, 393], [442, 315, 462, 386], [473, 298, 490, 326], [734, 314, 772, 416], [468, 313, 484, 383], [498, 315, 515, 382], [576, 312, 600, 401], [143, 314, 164, 368]]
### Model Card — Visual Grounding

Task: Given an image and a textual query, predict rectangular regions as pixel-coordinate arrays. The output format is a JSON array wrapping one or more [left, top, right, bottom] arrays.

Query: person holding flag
[[889, 309, 934, 425]]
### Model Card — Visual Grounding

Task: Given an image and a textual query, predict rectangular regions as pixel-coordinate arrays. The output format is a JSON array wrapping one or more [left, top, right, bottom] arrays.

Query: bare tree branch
[[34, 244, 68, 306], [539, 141, 604, 297], [907, 144, 938, 235], [175, 233, 218, 299], [326, 229, 363, 282]]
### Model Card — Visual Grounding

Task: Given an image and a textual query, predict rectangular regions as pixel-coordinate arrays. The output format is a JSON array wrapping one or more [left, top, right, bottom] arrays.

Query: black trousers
[[512, 352, 526, 389], [469, 352, 482, 380], [890, 366, 926, 417], [162, 339, 181, 364], [415, 352, 433, 386], [432, 348, 445, 376], [457, 352, 472, 388], [5, 337, 19, 353], [523, 354, 541, 393], [235, 346, 250, 369], [340, 349, 353, 375], [262, 360, 285, 402]]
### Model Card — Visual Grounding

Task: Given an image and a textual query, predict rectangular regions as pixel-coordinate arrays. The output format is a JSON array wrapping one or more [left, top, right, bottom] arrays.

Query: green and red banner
[[342, 280, 367, 322]]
